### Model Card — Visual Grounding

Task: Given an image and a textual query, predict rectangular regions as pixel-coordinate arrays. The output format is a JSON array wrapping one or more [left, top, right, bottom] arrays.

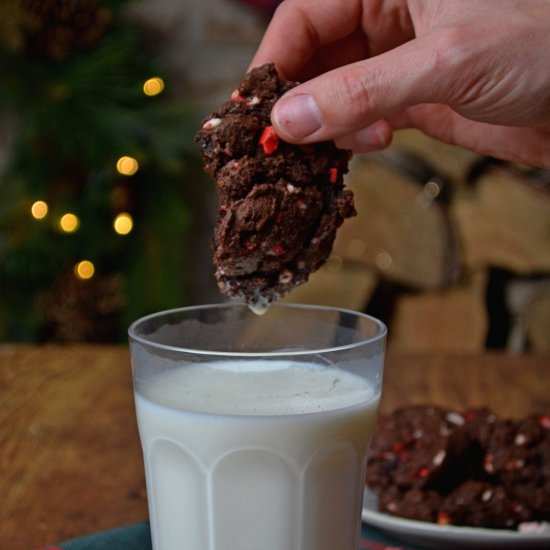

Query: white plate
[[362, 489, 550, 549]]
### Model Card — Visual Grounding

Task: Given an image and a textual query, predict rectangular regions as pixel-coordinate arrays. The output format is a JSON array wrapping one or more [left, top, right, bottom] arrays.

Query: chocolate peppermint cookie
[[195, 63, 354, 310], [366, 406, 550, 529], [365, 404, 473, 493]]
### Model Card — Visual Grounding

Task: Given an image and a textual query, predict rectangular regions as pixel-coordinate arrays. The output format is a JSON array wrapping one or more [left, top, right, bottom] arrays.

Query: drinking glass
[[128, 303, 386, 550]]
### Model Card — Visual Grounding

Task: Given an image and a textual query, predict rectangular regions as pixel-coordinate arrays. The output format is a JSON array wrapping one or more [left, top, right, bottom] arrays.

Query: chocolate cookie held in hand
[[195, 63, 355, 312]]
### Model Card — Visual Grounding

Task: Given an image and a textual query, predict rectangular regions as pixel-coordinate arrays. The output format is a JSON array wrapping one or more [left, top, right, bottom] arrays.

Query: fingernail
[[273, 94, 322, 138], [355, 122, 389, 149]]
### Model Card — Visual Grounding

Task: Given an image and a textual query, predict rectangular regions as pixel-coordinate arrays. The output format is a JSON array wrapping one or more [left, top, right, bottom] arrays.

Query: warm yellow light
[[375, 250, 393, 271], [113, 212, 133, 235], [143, 77, 165, 96], [31, 200, 48, 220], [116, 156, 139, 176], [59, 213, 79, 233], [74, 260, 95, 280]]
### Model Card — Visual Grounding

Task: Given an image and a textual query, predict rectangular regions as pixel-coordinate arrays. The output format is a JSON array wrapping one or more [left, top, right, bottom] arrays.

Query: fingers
[[270, 34, 445, 143], [387, 104, 550, 168], [334, 119, 393, 152], [249, 0, 363, 79], [310, 102, 550, 167]]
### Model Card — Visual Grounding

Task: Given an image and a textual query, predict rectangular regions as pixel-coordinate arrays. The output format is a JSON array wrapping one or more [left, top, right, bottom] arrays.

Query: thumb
[[271, 34, 450, 143]]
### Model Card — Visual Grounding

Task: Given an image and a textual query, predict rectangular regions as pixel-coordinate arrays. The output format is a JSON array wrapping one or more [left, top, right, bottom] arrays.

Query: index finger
[[249, 0, 364, 80]]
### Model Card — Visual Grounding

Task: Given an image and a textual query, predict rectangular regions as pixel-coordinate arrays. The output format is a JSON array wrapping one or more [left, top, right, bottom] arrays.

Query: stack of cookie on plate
[[366, 405, 550, 529]]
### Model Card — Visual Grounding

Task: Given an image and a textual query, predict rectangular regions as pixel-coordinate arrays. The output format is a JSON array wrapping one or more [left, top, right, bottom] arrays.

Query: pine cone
[[41, 268, 125, 342]]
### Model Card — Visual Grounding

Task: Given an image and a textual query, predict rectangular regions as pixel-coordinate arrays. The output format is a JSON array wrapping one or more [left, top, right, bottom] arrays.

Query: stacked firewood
[[285, 130, 550, 353]]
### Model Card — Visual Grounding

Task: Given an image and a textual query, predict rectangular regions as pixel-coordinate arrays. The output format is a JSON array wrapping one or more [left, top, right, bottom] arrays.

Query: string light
[[143, 77, 165, 96], [74, 260, 95, 280], [116, 156, 139, 176], [31, 200, 48, 220], [375, 251, 393, 271], [59, 213, 79, 233], [113, 212, 133, 235]]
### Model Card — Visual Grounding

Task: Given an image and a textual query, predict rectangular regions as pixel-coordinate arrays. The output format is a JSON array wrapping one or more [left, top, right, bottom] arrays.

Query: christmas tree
[[0, 0, 206, 342]]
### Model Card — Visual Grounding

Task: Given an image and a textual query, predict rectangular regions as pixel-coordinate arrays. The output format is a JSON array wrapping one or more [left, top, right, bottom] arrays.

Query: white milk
[[135, 360, 379, 550]]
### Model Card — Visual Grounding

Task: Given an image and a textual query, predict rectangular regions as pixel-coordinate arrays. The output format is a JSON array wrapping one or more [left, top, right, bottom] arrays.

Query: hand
[[250, 0, 550, 168]]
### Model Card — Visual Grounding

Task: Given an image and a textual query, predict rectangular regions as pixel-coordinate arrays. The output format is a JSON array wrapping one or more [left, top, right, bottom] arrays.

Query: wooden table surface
[[1, 345, 549, 550]]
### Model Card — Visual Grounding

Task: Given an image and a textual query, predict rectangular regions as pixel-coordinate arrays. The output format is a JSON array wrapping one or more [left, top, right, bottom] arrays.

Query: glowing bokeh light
[[31, 200, 48, 220], [375, 251, 393, 271], [74, 260, 95, 280], [59, 213, 80, 233], [143, 77, 165, 96], [116, 156, 139, 176], [423, 180, 441, 199], [113, 212, 133, 235]]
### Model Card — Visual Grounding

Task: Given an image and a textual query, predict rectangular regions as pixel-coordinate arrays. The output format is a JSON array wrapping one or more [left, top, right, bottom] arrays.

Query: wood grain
[[379, 352, 550, 417], [336, 156, 458, 290], [0, 345, 147, 549], [389, 270, 489, 352], [453, 168, 550, 273], [1, 346, 549, 549]]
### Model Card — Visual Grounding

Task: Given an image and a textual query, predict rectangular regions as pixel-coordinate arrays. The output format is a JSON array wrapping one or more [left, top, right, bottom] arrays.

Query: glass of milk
[[128, 303, 386, 550]]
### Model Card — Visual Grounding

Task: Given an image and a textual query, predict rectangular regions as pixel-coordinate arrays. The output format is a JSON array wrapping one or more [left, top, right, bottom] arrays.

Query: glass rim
[[128, 302, 387, 358]]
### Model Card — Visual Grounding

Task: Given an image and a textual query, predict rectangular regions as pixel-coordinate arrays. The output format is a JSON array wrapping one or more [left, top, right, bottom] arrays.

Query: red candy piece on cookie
[[259, 126, 279, 154]]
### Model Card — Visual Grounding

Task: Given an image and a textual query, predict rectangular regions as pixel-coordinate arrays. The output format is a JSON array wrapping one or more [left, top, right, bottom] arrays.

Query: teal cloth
[[46, 523, 151, 550], [42, 522, 422, 550]]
